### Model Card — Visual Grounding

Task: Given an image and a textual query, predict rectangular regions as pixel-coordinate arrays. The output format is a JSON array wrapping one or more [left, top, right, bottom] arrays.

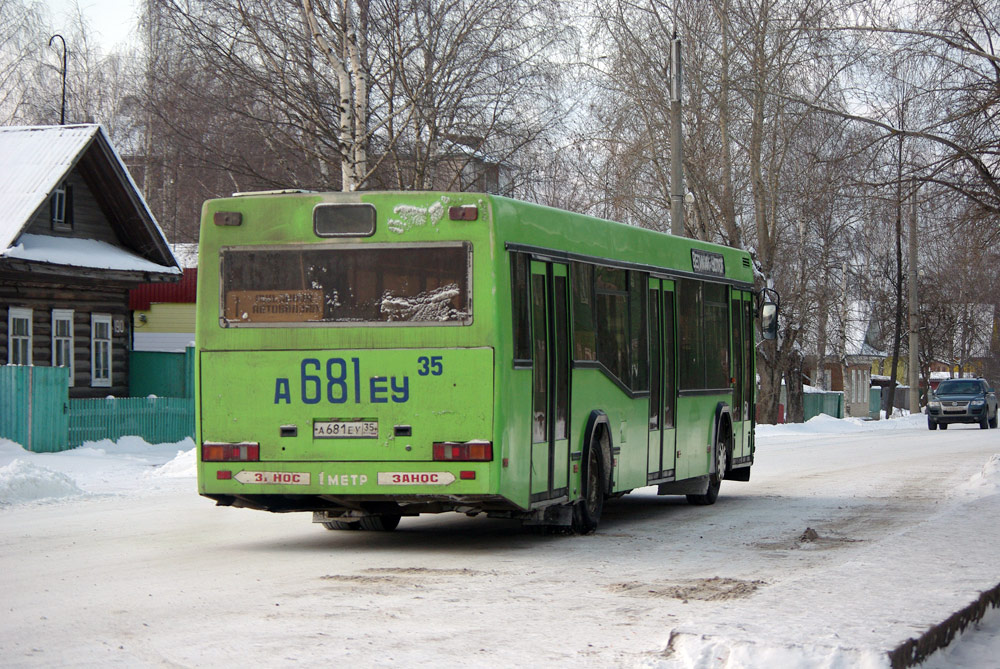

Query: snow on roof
[[809, 301, 887, 360], [0, 125, 101, 251], [3, 233, 180, 274], [844, 301, 886, 358], [0, 124, 178, 274]]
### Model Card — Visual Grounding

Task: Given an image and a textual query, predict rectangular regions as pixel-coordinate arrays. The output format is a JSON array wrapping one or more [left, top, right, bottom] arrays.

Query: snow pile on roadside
[[651, 632, 886, 669], [756, 412, 925, 438], [151, 448, 197, 478], [0, 459, 84, 504], [957, 453, 1000, 496], [0, 437, 196, 506]]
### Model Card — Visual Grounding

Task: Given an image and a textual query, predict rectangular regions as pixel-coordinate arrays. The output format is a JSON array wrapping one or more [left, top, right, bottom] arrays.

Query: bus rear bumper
[[202, 492, 519, 517]]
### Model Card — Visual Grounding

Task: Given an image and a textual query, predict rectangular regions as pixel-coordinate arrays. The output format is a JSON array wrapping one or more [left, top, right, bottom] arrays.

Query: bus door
[[530, 260, 570, 502], [730, 290, 744, 460], [730, 291, 754, 462], [647, 278, 677, 482]]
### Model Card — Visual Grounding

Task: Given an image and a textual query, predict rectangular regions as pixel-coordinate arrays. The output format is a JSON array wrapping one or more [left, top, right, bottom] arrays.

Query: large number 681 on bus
[[195, 191, 778, 533]]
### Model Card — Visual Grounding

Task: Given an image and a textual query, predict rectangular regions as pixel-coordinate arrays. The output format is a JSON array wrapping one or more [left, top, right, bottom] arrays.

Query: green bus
[[195, 191, 777, 533]]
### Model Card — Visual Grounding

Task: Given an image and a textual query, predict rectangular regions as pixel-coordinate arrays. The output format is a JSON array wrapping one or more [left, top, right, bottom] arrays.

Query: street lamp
[[48, 34, 67, 125]]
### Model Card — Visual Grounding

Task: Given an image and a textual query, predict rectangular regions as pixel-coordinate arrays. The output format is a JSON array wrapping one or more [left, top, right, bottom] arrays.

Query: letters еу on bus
[[195, 191, 778, 533]]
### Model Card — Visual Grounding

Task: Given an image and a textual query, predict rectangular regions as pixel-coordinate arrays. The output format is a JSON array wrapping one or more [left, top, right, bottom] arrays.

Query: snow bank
[[756, 412, 926, 438], [0, 459, 84, 504], [0, 437, 195, 506], [151, 448, 197, 478], [649, 633, 886, 669], [957, 453, 1000, 497]]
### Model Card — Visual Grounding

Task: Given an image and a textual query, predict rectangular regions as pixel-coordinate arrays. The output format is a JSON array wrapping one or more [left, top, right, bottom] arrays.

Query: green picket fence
[[803, 391, 844, 420], [68, 396, 194, 448], [0, 366, 70, 452]]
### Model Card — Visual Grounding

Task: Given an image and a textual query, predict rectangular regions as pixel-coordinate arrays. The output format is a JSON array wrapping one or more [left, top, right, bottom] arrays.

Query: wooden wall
[[24, 171, 122, 246], [0, 278, 132, 398]]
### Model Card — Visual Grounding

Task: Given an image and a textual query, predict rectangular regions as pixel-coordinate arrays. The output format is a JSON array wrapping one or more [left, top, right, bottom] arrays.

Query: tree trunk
[[785, 347, 805, 423], [885, 134, 905, 417]]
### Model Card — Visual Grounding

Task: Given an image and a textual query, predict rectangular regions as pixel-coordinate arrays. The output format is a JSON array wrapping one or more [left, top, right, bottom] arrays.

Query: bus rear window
[[220, 242, 472, 326]]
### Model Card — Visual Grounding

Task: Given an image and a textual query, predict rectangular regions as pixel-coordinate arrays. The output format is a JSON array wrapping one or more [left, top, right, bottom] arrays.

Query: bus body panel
[[195, 190, 760, 524], [199, 347, 494, 462]]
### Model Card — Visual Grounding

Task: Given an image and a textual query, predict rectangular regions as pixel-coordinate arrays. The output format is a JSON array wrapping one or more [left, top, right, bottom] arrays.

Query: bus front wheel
[[573, 444, 606, 534], [688, 434, 726, 506]]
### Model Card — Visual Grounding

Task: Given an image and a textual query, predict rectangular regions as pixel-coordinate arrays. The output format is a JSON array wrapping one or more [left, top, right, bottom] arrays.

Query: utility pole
[[669, 34, 685, 236], [908, 187, 920, 414]]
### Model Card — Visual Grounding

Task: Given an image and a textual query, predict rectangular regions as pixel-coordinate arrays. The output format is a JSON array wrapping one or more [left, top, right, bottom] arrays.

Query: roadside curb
[[888, 581, 1000, 668]]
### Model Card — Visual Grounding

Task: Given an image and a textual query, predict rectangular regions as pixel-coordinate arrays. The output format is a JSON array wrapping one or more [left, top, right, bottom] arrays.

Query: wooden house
[[805, 301, 886, 418], [0, 124, 180, 398]]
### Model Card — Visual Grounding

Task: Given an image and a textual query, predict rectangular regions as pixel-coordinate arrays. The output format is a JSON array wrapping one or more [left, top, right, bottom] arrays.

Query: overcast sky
[[46, 0, 140, 52]]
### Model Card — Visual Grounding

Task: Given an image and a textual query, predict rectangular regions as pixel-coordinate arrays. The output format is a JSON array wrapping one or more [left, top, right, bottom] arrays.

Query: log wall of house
[[24, 172, 122, 246], [1, 278, 131, 398]]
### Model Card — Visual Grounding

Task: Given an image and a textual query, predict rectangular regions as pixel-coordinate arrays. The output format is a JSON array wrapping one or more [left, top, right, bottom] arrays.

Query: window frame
[[91, 313, 112, 388], [52, 309, 75, 385], [51, 181, 73, 232], [8, 307, 32, 365]]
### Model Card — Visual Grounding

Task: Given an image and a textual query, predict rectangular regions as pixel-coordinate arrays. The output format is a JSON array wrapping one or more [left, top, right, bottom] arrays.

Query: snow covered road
[[1, 415, 998, 668]]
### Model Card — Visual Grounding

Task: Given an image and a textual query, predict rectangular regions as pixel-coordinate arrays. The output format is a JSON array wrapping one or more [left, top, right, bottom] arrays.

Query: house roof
[[844, 301, 887, 359], [807, 300, 887, 361], [0, 124, 179, 279]]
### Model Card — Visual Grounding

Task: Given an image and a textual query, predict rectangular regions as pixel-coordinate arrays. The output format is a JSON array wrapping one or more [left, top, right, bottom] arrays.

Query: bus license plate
[[313, 420, 378, 439]]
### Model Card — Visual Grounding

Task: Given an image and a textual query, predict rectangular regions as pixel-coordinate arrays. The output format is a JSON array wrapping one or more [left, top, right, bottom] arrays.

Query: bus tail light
[[433, 441, 493, 461], [202, 442, 260, 462]]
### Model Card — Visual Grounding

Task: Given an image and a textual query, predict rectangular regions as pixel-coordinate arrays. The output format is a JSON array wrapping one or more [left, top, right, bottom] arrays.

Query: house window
[[8, 307, 32, 365], [52, 309, 74, 385], [91, 314, 112, 387], [51, 181, 74, 231]]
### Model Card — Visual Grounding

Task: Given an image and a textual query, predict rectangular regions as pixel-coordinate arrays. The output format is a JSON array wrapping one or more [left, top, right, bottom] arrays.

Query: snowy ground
[[1, 415, 998, 668]]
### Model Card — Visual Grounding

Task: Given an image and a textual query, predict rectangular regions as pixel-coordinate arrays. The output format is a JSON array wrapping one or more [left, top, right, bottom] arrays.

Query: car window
[[938, 381, 978, 394]]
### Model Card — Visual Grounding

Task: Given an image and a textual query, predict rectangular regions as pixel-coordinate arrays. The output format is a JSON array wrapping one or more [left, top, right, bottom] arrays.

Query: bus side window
[[595, 267, 629, 384], [628, 271, 648, 392], [511, 253, 531, 365], [571, 263, 596, 361]]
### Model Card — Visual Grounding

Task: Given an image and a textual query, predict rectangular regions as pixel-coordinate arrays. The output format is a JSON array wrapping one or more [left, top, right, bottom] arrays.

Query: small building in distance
[[130, 243, 198, 352]]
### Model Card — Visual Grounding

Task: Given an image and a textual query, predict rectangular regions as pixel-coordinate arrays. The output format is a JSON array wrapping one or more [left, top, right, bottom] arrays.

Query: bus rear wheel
[[573, 445, 605, 534], [688, 434, 726, 506]]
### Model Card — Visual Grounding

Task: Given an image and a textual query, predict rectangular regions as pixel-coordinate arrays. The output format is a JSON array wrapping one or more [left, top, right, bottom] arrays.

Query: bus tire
[[687, 433, 727, 506], [359, 514, 402, 531], [573, 443, 606, 534], [322, 520, 360, 531]]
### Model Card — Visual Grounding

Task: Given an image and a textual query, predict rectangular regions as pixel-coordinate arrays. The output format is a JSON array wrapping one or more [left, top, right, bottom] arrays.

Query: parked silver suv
[[927, 378, 998, 430]]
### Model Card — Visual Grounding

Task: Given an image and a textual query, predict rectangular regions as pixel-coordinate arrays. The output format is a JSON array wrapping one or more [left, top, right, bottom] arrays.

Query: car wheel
[[990, 411, 998, 429], [940, 423, 948, 430], [928, 417, 937, 431], [980, 413, 990, 429]]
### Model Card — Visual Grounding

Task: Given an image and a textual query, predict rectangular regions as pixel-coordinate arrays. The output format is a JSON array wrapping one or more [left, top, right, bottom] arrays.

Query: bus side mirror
[[760, 302, 778, 340]]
